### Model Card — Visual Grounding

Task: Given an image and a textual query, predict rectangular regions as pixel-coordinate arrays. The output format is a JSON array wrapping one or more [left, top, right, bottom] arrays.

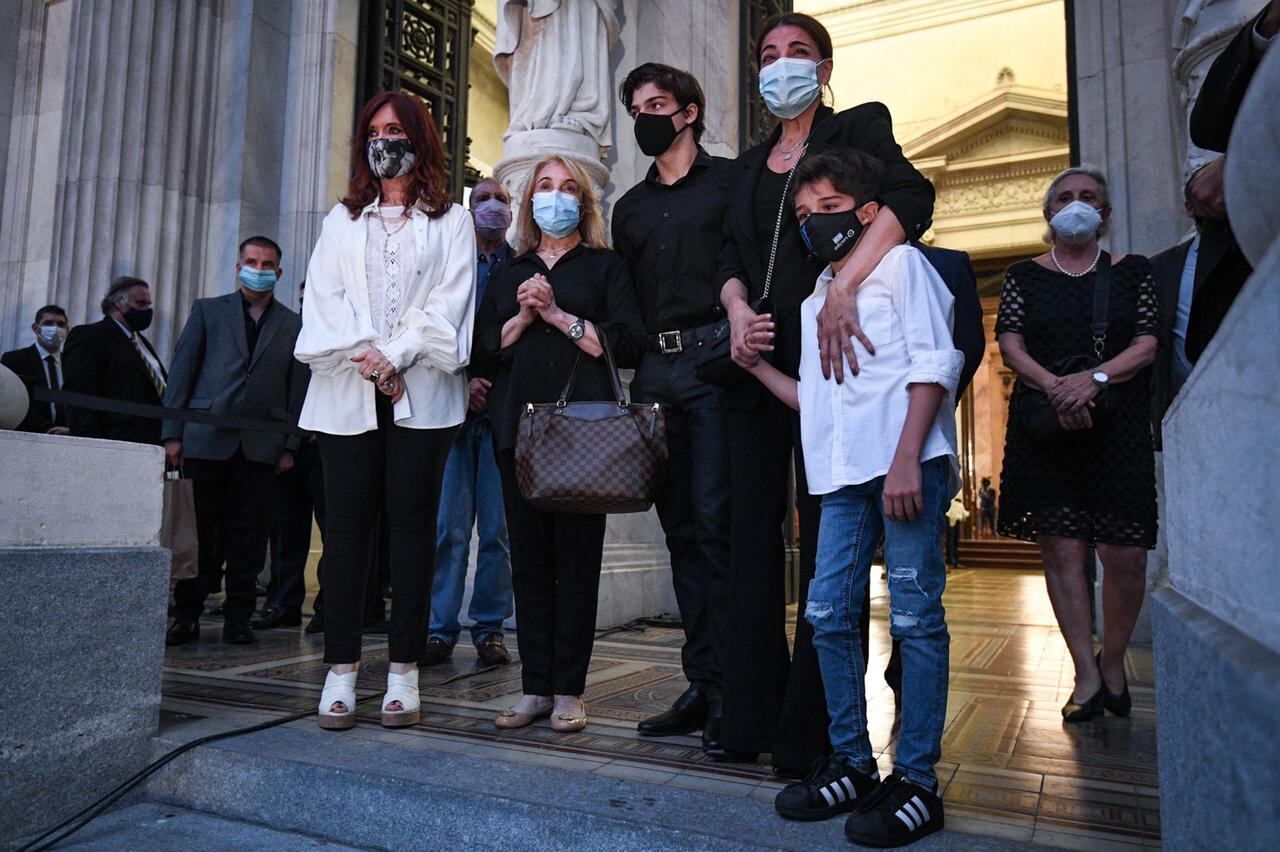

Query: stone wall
[[0, 432, 170, 842]]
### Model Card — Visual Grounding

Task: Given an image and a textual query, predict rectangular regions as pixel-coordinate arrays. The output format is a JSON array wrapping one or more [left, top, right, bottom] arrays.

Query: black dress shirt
[[471, 245, 646, 452], [611, 149, 735, 333], [241, 292, 275, 359]]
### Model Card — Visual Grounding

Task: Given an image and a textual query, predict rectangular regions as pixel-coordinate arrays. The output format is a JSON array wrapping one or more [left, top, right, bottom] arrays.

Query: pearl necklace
[[1051, 245, 1101, 277]]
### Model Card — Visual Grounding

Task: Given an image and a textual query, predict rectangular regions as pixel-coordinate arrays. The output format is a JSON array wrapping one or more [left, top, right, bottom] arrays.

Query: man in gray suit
[[164, 236, 308, 646]]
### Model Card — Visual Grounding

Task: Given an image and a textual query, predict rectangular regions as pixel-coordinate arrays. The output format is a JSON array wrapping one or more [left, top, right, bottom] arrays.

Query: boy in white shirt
[[739, 150, 963, 847]]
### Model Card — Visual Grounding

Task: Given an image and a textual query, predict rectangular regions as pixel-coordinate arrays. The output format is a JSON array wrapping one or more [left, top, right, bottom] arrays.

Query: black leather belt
[[646, 329, 699, 354]]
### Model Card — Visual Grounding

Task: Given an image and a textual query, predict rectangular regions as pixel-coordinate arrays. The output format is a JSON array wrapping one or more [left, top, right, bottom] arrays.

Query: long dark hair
[[757, 13, 834, 62], [341, 91, 452, 220]]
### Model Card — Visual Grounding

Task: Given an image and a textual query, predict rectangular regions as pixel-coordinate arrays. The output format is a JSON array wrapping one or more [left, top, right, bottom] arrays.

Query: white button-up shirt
[[294, 199, 477, 435], [798, 244, 964, 497]]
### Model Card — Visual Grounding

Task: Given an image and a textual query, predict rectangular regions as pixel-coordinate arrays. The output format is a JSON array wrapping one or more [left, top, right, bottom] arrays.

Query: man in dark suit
[[63, 277, 167, 444], [163, 236, 308, 646], [1149, 195, 1202, 451], [1182, 2, 1277, 361], [1, 304, 71, 435]]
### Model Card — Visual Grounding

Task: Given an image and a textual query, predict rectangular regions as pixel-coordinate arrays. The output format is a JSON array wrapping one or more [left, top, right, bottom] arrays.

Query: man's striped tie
[[131, 332, 166, 398]]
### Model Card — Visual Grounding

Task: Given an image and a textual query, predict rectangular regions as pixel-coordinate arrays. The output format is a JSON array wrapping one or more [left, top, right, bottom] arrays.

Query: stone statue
[[492, 1, 619, 215], [0, 365, 27, 430], [494, 0, 620, 148]]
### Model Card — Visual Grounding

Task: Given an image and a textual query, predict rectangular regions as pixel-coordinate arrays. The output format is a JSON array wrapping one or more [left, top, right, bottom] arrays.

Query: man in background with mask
[[64, 276, 167, 444], [162, 236, 307, 647], [2, 304, 71, 434], [421, 178, 515, 669], [611, 63, 738, 758]]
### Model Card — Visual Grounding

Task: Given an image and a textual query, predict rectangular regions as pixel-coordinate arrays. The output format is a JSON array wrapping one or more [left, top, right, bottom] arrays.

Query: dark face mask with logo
[[633, 110, 687, 157], [799, 206, 871, 264]]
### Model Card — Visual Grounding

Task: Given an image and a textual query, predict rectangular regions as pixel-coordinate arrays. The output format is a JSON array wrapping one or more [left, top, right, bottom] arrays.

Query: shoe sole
[[381, 709, 420, 728], [318, 712, 356, 731], [845, 818, 943, 848], [637, 723, 703, 737], [776, 800, 858, 821]]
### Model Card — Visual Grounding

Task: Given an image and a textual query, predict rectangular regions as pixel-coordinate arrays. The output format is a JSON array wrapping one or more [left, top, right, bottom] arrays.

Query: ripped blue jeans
[[806, 456, 951, 790]]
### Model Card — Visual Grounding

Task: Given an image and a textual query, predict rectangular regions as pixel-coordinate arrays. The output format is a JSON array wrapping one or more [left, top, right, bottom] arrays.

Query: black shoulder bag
[[1010, 252, 1117, 446], [693, 155, 804, 388]]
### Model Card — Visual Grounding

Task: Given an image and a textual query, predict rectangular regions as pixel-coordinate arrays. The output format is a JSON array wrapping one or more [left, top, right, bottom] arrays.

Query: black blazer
[[719, 103, 935, 299], [913, 244, 985, 403], [1190, 8, 1267, 153], [471, 245, 646, 453], [1, 344, 63, 433], [1149, 239, 1193, 451], [62, 317, 167, 445]]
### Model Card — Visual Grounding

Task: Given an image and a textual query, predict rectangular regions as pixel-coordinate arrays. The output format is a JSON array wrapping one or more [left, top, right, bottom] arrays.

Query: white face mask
[[759, 57, 826, 120], [37, 324, 67, 351], [1049, 200, 1104, 245]]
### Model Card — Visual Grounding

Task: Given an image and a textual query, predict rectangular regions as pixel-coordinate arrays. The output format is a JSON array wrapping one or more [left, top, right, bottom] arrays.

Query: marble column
[[1153, 41, 1280, 847]]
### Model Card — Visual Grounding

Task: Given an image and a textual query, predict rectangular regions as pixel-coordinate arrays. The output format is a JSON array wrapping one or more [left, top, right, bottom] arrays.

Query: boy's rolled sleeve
[[895, 248, 965, 395]]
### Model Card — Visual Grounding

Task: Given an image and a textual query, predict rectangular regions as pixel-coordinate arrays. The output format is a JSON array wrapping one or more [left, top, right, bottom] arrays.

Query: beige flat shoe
[[550, 702, 587, 733], [495, 703, 552, 729]]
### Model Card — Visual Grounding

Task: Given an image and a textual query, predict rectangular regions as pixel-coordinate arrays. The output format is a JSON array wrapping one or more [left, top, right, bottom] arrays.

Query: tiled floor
[[162, 567, 1160, 849]]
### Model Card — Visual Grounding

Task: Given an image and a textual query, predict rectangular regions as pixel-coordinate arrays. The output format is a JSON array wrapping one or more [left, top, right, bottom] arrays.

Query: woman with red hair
[[294, 91, 476, 730]]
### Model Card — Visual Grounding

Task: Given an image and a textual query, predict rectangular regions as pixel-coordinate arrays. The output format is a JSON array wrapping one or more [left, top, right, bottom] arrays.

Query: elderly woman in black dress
[[472, 155, 645, 733], [996, 165, 1159, 722]]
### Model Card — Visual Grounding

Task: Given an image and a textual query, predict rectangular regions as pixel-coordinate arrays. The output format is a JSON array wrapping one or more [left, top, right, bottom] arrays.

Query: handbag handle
[[555, 322, 628, 408], [1091, 252, 1111, 360]]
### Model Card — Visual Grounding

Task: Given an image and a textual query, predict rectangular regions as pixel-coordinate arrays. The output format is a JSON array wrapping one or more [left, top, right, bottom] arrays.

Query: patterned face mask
[[367, 138, 417, 180]]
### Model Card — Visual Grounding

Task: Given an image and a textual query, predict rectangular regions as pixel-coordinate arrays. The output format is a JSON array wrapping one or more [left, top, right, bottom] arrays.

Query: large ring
[[369, 370, 381, 383]]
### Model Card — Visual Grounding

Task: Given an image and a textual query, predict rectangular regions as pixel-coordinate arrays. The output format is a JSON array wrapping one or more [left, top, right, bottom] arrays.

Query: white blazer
[[294, 199, 477, 435]]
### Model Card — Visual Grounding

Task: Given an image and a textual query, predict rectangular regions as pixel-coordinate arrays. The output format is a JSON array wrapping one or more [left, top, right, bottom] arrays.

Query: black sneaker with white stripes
[[774, 754, 881, 821], [844, 771, 944, 847]]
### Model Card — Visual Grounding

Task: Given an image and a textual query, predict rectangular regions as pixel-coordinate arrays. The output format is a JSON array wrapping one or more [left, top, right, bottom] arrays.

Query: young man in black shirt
[[612, 63, 741, 758]]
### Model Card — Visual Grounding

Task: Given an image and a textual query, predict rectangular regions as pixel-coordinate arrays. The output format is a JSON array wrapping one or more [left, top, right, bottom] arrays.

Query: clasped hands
[[352, 348, 404, 402], [1047, 371, 1099, 431], [516, 274, 563, 324]]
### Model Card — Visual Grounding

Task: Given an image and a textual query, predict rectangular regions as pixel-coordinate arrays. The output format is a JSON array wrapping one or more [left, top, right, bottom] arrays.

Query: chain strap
[[760, 143, 808, 302]]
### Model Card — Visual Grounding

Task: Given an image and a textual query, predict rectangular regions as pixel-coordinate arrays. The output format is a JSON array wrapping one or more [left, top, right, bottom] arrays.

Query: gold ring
[[369, 370, 381, 383]]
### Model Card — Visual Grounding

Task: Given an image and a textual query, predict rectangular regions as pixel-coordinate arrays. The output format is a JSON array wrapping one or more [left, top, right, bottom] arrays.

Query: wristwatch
[[1091, 370, 1110, 388], [566, 317, 585, 340]]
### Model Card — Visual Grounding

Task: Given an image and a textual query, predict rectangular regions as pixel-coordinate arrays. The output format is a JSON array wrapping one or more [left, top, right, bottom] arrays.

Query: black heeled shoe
[[1097, 651, 1132, 717], [1061, 685, 1104, 722]]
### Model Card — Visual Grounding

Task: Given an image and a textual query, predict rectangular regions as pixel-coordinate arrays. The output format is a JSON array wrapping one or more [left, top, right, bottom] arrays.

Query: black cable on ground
[[16, 665, 503, 852]]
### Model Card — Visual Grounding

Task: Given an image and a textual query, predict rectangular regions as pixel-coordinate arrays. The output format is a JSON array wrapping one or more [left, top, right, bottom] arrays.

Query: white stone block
[[0, 431, 164, 547]]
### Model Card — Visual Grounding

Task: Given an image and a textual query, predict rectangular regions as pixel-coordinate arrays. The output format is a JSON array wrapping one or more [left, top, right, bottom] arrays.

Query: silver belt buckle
[[658, 330, 683, 354]]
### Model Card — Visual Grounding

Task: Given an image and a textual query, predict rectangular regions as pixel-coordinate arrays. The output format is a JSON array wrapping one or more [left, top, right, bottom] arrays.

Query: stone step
[[142, 716, 1034, 852]]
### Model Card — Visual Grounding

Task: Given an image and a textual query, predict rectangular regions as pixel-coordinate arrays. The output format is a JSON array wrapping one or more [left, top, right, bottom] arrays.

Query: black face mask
[[633, 110, 685, 157], [123, 306, 154, 332], [800, 208, 868, 264]]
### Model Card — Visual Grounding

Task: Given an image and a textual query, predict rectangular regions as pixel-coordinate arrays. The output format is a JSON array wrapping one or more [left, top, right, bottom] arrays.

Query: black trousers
[[721, 392, 873, 770], [632, 351, 730, 688], [498, 449, 607, 696], [266, 439, 326, 614], [173, 448, 276, 625], [317, 396, 456, 664]]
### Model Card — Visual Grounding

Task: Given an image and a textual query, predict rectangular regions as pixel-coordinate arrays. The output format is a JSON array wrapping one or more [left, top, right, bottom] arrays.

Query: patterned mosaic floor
[[162, 568, 1160, 849]]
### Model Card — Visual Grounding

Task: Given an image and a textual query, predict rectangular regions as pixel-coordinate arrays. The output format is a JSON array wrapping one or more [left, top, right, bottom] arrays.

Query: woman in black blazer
[[714, 13, 935, 775]]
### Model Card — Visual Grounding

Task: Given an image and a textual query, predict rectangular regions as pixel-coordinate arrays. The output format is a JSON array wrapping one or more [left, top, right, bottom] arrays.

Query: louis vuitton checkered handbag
[[515, 330, 667, 514]]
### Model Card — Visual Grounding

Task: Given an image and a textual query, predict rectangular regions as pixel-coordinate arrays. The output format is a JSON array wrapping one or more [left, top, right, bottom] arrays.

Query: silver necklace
[[1051, 245, 1101, 277], [776, 137, 808, 162], [538, 239, 579, 259]]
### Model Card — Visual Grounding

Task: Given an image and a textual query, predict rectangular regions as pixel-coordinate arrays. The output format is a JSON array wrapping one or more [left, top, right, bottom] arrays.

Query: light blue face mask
[[759, 57, 828, 120], [531, 190, 581, 238], [238, 266, 278, 293]]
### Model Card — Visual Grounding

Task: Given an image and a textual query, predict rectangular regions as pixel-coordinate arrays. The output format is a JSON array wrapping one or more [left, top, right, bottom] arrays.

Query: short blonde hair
[[515, 156, 609, 254], [1042, 165, 1111, 243]]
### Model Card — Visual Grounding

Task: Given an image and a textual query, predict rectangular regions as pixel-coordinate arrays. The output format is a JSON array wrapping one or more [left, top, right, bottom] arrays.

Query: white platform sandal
[[318, 668, 358, 730], [381, 668, 421, 728]]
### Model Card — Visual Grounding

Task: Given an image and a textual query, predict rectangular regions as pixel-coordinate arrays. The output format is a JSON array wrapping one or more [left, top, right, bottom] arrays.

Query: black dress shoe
[[1098, 651, 1132, 716], [475, 634, 511, 667], [420, 636, 453, 666], [304, 614, 324, 635], [637, 682, 708, 736], [251, 606, 301, 630], [165, 619, 200, 647], [222, 621, 256, 645]]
